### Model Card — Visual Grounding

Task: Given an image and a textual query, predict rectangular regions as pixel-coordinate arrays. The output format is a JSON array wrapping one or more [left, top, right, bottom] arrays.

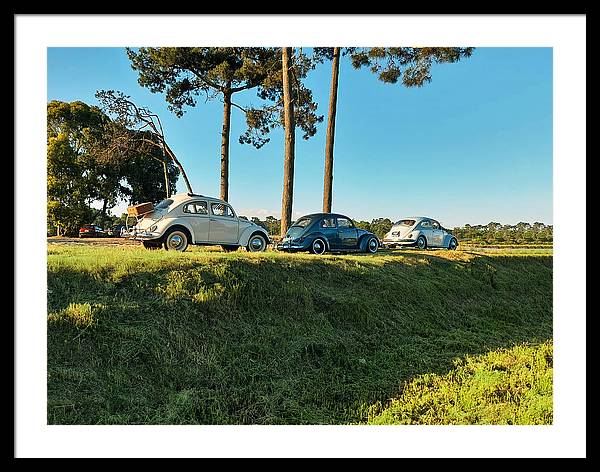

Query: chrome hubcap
[[368, 239, 378, 252], [249, 236, 265, 251], [169, 234, 184, 249], [313, 240, 324, 254]]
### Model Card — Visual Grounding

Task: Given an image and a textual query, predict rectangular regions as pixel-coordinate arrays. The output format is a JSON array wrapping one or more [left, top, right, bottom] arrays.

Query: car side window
[[337, 218, 353, 228], [431, 221, 440, 230], [420, 220, 431, 229], [211, 203, 234, 217], [321, 217, 336, 228], [183, 201, 208, 215]]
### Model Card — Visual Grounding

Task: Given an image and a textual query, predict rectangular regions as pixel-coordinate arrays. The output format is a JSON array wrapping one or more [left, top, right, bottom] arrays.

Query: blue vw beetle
[[277, 213, 380, 255]]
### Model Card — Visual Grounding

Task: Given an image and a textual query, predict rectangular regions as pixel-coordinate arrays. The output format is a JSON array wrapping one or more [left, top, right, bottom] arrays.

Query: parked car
[[382, 217, 458, 250], [277, 213, 380, 255], [127, 193, 270, 252], [107, 224, 126, 237], [78, 224, 107, 238]]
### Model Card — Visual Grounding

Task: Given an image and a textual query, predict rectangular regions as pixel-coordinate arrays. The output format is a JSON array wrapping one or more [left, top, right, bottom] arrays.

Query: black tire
[[163, 228, 189, 252], [365, 236, 379, 254], [143, 241, 161, 250], [221, 245, 239, 252], [417, 235, 427, 250], [246, 233, 268, 252], [310, 238, 327, 255], [448, 238, 458, 250]]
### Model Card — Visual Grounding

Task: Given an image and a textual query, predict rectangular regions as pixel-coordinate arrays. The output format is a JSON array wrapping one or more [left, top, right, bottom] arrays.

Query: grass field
[[47, 245, 552, 424]]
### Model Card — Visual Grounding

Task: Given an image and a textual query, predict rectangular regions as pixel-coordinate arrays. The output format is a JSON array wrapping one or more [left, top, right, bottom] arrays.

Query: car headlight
[[149, 225, 158, 232]]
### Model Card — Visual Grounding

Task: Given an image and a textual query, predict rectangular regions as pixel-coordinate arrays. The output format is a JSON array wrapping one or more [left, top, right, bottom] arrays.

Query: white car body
[[127, 193, 270, 251], [383, 216, 458, 250]]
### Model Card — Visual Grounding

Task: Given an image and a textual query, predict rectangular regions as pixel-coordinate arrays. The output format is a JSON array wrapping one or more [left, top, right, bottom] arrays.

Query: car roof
[[398, 216, 433, 221], [168, 193, 228, 205], [297, 213, 353, 221]]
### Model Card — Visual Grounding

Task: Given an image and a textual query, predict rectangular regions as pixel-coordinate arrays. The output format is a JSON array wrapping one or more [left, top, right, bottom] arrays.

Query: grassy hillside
[[47, 246, 552, 424]]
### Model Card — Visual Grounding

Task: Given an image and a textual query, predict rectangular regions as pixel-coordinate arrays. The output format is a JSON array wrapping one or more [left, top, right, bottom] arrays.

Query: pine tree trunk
[[220, 87, 232, 202], [280, 47, 296, 238], [323, 47, 340, 213]]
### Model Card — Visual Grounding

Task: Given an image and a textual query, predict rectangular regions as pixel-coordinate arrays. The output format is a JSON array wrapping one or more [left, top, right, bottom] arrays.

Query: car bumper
[[276, 240, 310, 251], [382, 238, 418, 247], [126, 230, 163, 241]]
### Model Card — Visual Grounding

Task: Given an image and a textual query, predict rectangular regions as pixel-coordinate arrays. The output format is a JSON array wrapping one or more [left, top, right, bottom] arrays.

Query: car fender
[[443, 234, 457, 247], [238, 225, 270, 247], [155, 217, 196, 243], [307, 231, 333, 250], [358, 232, 379, 251]]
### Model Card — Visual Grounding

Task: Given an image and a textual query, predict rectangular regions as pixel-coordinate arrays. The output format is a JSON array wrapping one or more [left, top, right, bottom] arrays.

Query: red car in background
[[78, 224, 107, 238]]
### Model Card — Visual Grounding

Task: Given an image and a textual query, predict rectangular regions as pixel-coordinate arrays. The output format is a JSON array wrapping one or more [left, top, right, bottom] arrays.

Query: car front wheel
[[310, 238, 327, 255], [448, 238, 458, 250], [163, 229, 189, 252], [366, 237, 379, 254], [246, 234, 267, 252], [417, 235, 427, 250]]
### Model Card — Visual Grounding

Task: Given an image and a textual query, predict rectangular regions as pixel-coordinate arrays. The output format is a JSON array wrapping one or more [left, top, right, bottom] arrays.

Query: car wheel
[[310, 238, 327, 255], [221, 244, 239, 252], [163, 229, 189, 252], [417, 235, 427, 250], [246, 234, 267, 252], [366, 236, 379, 254], [143, 241, 161, 250], [448, 238, 458, 250]]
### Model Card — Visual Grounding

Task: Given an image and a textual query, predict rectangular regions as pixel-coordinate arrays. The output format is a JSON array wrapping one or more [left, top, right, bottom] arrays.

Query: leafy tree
[[314, 47, 474, 212], [127, 47, 284, 202]]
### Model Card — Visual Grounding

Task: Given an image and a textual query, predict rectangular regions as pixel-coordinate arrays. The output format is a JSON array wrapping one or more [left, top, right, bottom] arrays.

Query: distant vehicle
[[78, 224, 107, 238], [127, 193, 270, 252], [277, 213, 379, 255], [382, 217, 458, 250], [107, 224, 126, 237]]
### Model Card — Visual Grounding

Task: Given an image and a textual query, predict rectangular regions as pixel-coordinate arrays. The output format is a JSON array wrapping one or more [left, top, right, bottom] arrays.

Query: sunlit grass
[[47, 245, 552, 425]]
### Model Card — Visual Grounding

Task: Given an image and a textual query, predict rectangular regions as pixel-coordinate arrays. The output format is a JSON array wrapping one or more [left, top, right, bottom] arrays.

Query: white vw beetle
[[382, 216, 458, 250], [127, 193, 270, 252]]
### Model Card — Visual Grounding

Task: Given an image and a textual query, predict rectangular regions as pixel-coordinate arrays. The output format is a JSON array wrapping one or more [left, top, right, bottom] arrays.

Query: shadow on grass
[[47, 250, 553, 425]]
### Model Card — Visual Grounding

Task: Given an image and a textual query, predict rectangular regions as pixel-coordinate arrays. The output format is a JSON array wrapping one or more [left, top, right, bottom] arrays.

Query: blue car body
[[277, 213, 379, 254]]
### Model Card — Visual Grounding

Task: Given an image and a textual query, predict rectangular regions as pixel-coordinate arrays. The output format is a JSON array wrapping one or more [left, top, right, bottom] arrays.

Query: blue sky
[[47, 47, 552, 227]]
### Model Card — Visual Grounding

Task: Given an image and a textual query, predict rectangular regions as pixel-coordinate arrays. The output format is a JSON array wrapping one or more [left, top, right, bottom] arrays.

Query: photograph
[[15, 14, 586, 458]]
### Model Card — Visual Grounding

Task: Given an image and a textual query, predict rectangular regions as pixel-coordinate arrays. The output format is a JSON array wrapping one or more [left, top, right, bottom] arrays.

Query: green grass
[[364, 341, 552, 425], [47, 245, 552, 424]]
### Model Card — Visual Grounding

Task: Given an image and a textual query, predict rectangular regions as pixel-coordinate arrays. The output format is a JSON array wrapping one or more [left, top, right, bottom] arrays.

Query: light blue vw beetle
[[382, 217, 458, 250]]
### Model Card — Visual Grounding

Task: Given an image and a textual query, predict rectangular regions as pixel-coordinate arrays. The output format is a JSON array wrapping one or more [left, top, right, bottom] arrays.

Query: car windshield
[[394, 219, 416, 227], [290, 217, 312, 228], [155, 199, 173, 210]]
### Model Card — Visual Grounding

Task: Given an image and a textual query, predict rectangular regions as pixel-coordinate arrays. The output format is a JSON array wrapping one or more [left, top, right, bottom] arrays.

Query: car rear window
[[290, 217, 312, 228], [155, 199, 174, 210], [395, 219, 416, 226]]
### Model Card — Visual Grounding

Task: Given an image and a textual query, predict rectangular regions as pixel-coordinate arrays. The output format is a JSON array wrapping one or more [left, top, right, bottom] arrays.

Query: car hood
[[133, 209, 168, 230]]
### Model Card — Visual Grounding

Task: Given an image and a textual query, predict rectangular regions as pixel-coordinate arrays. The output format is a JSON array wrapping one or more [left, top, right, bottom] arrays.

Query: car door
[[182, 200, 210, 242], [336, 217, 359, 249], [419, 219, 434, 245], [209, 202, 239, 244], [430, 220, 444, 247], [319, 217, 340, 249]]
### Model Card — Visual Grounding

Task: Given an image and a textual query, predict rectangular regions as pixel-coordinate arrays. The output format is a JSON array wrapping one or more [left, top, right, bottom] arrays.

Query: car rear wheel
[[448, 238, 458, 250], [366, 237, 379, 254], [163, 229, 189, 252], [417, 235, 427, 250], [246, 234, 267, 252], [310, 238, 327, 255]]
